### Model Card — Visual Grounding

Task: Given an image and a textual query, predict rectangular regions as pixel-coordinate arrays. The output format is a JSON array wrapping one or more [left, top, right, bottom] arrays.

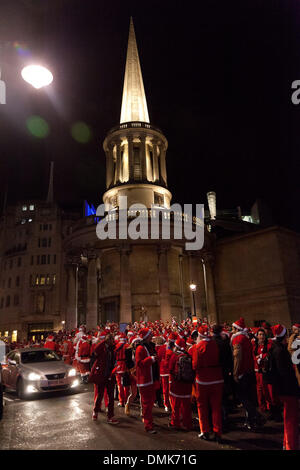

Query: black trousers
[[236, 371, 258, 422]]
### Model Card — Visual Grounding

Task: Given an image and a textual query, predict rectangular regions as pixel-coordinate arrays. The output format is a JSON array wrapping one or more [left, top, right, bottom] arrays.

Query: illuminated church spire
[[120, 17, 150, 124]]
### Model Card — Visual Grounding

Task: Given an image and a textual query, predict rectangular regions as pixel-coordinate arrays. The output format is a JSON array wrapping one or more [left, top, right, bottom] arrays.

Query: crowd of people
[[3, 317, 300, 450]]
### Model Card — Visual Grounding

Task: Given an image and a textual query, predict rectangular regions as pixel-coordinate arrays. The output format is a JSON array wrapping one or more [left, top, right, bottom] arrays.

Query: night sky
[[0, 0, 300, 230]]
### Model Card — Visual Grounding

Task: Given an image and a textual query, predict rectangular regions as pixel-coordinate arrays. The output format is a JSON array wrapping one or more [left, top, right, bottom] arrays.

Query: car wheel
[[17, 378, 26, 400]]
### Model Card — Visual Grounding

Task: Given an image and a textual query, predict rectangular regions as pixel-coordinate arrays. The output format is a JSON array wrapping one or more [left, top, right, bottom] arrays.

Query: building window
[[40, 276, 46, 286], [9, 260, 13, 269], [22, 205, 27, 211], [38, 238, 41, 247], [46, 274, 50, 285], [37, 255, 40, 265], [43, 224, 48, 231], [42, 238, 47, 247], [8, 278, 11, 288], [2, 280, 5, 288], [21, 219, 26, 224], [53, 254, 56, 264], [14, 295, 19, 306], [35, 275, 39, 286], [4, 331, 9, 337], [29, 204, 34, 211], [41, 255, 46, 265], [18, 257, 21, 267], [0, 298, 4, 309], [12, 330, 18, 342], [48, 237, 51, 247], [6, 296, 10, 307], [31, 255, 34, 265], [40, 224, 42, 231], [49, 224, 52, 231], [53, 274, 56, 285], [47, 254, 51, 264], [16, 276, 20, 287]]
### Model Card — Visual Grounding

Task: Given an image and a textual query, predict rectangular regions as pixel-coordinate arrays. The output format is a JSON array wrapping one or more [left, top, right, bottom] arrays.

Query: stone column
[[140, 135, 147, 181], [116, 139, 122, 183], [202, 252, 218, 323], [119, 246, 132, 323], [152, 139, 159, 182], [86, 253, 98, 330], [128, 135, 134, 182], [188, 252, 202, 317], [106, 142, 114, 188], [158, 245, 171, 321], [158, 141, 167, 186], [65, 263, 77, 330]]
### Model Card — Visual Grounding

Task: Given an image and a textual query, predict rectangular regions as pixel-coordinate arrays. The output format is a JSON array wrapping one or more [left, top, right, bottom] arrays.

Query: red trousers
[[116, 374, 130, 405], [79, 362, 90, 376], [280, 396, 299, 450], [161, 376, 170, 409], [93, 379, 115, 419], [195, 382, 223, 434], [126, 375, 137, 406], [255, 372, 272, 412], [169, 394, 192, 429], [139, 384, 156, 431]]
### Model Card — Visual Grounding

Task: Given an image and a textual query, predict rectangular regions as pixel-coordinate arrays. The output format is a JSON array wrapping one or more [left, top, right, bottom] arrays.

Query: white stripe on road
[[4, 396, 14, 402]]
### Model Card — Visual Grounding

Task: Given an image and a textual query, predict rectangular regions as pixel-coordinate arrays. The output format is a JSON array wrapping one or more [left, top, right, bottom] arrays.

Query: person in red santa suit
[[124, 336, 140, 416], [231, 317, 263, 431], [115, 333, 130, 407], [89, 333, 119, 424], [168, 338, 193, 431], [78, 335, 91, 384], [90, 330, 109, 412], [252, 328, 273, 414], [44, 335, 56, 351], [192, 325, 224, 443], [268, 324, 300, 450], [157, 332, 177, 413], [135, 328, 160, 433]]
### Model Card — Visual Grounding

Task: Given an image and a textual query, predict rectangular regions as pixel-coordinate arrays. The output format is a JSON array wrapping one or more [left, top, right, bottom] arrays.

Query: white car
[[1, 348, 81, 400]]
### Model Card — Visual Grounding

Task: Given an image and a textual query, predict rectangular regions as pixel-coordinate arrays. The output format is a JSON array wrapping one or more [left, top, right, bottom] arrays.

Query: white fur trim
[[169, 391, 191, 399], [196, 379, 224, 385], [232, 322, 243, 331], [276, 326, 287, 338]]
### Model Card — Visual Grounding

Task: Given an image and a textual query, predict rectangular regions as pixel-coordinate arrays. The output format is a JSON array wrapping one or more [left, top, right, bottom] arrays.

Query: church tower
[[103, 18, 172, 210]]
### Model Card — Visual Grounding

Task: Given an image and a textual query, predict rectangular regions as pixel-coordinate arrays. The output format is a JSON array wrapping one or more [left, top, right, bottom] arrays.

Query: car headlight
[[68, 368, 76, 377], [28, 372, 42, 381]]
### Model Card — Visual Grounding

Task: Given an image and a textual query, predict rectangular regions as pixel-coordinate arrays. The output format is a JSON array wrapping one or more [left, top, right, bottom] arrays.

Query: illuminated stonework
[[120, 18, 149, 124]]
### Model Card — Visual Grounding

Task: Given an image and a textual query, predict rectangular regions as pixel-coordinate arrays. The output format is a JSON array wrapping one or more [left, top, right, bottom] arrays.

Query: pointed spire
[[46, 161, 54, 203], [120, 17, 150, 124]]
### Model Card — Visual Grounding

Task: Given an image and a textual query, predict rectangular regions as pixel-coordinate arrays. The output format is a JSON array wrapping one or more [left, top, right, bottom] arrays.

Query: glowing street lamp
[[189, 283, 197, 316], [21, 64, 53, 89]]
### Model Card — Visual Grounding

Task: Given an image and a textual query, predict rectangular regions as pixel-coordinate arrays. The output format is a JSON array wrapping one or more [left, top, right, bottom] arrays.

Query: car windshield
[[21, 350, 60, 364]]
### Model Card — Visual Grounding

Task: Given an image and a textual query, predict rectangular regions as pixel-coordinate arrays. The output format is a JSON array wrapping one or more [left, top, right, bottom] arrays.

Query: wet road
[[0, 384, 284, 450]]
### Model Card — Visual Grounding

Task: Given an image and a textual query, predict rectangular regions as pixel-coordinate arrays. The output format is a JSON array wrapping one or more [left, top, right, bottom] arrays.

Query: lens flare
[[26, 116, 50, 138], [71, 121, 92, 144]]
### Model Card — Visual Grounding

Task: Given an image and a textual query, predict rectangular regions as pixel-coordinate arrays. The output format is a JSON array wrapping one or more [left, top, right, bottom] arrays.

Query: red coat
[[252, 339, 272, 372], [135, 344, 156, 387], [192, 338, 223, 385], [115, 342, 129, 374], [231, 331, 254, 377], [44, 340, 56, 351], [169, 352, 193, 398], [89, 340, 116, 384], [78, 340, 91, 363], [157, 343, 169, 377]]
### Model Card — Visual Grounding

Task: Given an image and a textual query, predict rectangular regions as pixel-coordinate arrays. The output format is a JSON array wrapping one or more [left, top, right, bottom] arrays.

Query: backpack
[[175, 354, 195, 383]]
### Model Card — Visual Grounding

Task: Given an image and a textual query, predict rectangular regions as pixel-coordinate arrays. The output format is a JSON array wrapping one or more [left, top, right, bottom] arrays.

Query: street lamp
[[189, 283, 197, 317], [21, 64, 53, 89]]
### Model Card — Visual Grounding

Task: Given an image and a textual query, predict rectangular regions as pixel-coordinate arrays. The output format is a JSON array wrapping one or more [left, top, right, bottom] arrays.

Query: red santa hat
[[174, 337, 186, 351], [47, 335, 54, 341], [186, 337, 194, 347], [292, 323, 300, 329], [232, 317, 246, 331], [127, 330, 134, 337], [168, 332, 178, 342], [138, 328, 152, 341], [198, 325, 209, 338], [272, 324, 287, 338], [98, 330, 107, 341], [118, 333, 127, 343]]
